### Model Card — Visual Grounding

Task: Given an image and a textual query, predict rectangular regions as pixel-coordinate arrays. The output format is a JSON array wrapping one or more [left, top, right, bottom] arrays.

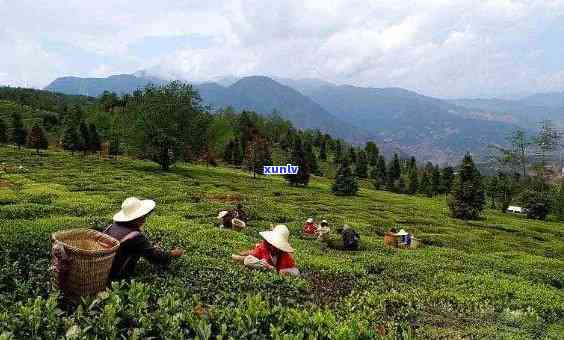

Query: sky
[[1, 0, 564, 98]]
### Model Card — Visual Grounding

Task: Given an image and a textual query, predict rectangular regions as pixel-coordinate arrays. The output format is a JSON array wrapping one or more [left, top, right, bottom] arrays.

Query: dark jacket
[[104, 223, 171, 279], [342, 228, 360, 250]]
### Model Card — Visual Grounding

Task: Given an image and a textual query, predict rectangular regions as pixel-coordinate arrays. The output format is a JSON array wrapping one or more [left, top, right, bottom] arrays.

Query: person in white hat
[[233, 224, 299, 276], [302, 217, 318, 235], [394, 229, 412, 247], [104, 197, 184, 279]]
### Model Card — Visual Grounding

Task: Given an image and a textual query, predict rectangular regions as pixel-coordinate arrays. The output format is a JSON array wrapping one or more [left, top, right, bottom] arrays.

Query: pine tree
[[365, 141, 379, 166], [244, 129, 272, 178], [408, 156, 417, 171], [62, 124, 80, 155], [79, 121, 90, 155], [304, 140, 320, 176], [223, 140, 235, 164], [333, 140, 343, 163], [286, 137, 310, 186], [486, 176, 499, 209], [88, 123, 101, 153], [388, 154, 401, 181], [397, 176, 406, 194], [12, 113, 27, 148], [372, 155, 387, 190], [448, 153, 485, 220], [496, 173, 513, 213], [348, 147, 357, 163], [232, 138, 244, 165], [407, 169, 418, 194], [431, 165, 441, 196], [319, 139, 327, 161], [355, 150, 368, 178], [440, 166, 455, 194], [419, 168, 431, 197], [0, 118, 7, 144], [27, 123, 48, 154], [332, 160, 358, 196]]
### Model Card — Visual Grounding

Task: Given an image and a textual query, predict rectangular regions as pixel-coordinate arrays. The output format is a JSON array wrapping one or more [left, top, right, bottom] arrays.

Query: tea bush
[[0, 147, 562, 338]]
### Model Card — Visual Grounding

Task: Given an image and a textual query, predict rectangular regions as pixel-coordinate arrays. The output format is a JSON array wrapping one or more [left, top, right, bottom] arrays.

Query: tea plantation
[[0, 146, 562, 339]]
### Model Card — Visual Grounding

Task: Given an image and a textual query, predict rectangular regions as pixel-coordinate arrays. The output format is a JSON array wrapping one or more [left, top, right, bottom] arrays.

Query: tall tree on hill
[[62, 124, 80, 155], [286, 137, 310, 186], [371, 155, 387, 190], [355, 150, 368, 178], [332, 160, 358, 196], [440, 166, 455, 194], [78, 121, 90, 155], [407, 168, 419, 194], [244, 129, 272, 178], [11, 113, 27, 148], [552, 180, 564, 221], [27, 123, 49, 154], [88, 123, 101, 153], [348, 146, 357, 163], [448, 153, 485, 220], [304, 140, 320, 176], [389, 154, 401, 182], [486, 175, 499, 208], [431, 165, 441, 196], [319, 138, 327, 161], [365, 141, 379, 166], [534, 120, 561, 178], [127, 82, 211, 170], [419, 165, 431, 197], [496, 172, 513, 213], [408, 156, 417, 171], [333, 139, 343, 163], [0, 118, 7, 144]]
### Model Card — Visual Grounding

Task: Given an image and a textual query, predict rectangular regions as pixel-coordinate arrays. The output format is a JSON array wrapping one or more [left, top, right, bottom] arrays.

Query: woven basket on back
[[51, 228, 120, 303], [383, 233, 398, 247]]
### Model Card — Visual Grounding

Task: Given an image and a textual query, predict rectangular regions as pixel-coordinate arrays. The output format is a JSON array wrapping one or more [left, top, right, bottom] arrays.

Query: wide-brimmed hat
[[232, 218, 246, 229], [218, 210, 229, 219], [259, 224, 294, 253], [113, 197, 155, 222], [394, 229, 408, 236], [306, 217, 314, 223]]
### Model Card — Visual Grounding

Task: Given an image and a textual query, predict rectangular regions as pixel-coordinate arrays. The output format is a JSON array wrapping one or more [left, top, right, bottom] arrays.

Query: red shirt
[[303, 222, 318, 235], [250, 240, 296, 271]]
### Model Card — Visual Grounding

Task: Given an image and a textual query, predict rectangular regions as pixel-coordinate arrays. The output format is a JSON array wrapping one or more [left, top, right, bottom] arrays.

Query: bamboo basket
[[51, 229, 120, 303], [383, 233, 398, 248]]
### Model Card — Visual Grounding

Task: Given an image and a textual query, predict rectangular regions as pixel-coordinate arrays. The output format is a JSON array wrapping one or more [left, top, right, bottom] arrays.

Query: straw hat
[[218, 210, 229, 219], [259, 224, 294, 253], [232, 218, 246, 229], [113, 197, 155, 222], [306, 217, 314, 223], [394, 229, 408, 236]]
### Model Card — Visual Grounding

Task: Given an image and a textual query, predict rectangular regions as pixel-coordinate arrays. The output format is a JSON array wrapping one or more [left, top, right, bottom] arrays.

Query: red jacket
[[250, 240, 296, 272], [303, 222, 318, 235]]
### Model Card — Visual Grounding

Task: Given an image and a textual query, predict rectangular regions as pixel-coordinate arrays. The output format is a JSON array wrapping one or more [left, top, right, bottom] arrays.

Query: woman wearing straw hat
[[302, 217, 318, 235], [104, 197, 184, 279], [232, 224, 300, 276], [394, 229, 412, 247]]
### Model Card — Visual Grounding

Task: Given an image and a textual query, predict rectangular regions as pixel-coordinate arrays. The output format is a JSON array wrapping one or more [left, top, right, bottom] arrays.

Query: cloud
[[1, 0, 564, 97]]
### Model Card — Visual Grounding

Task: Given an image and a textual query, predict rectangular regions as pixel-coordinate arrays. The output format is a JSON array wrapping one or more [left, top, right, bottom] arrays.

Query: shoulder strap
[[120, 230, 140, 243], [103, 224, 113, 233]]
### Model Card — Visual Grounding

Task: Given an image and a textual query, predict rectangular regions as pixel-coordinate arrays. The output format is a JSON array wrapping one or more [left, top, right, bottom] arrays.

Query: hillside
[[0, 147, 562, 338], [44, 74, 165, 97], [303, 85, 520, 164]]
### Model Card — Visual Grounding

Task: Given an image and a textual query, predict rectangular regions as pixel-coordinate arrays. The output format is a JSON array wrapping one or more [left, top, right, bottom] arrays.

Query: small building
[[507, 206, 526, 214]]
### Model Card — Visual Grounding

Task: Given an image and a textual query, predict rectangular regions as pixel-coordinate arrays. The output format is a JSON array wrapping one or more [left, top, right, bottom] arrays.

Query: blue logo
[[263, 164, 299, 175]]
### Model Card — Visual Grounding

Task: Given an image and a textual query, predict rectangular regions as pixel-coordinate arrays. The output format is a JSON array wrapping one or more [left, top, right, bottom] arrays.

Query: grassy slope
[[0, 147, 563, 338]]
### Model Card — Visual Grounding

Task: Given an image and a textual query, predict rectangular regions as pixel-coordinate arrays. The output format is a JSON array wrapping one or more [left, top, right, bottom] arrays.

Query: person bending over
[[104, 197, 184, 280]]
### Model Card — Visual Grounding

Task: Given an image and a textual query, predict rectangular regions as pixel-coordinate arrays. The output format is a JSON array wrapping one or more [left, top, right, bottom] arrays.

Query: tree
[[407, 169, 418, 194], [371, 155, 387, 190], [27, 123, 48, 154], [11, 113, 27, 148], [332, 160, 358, 196], [88, 123, 101, 153], [448, 153, 485, 220], [286, 137, 310, 186], [127, 82, 211, 170], [486, 176, 499, 209], [552, 180, 564, 221], [431, 165, 441, 196], [440, 167, 455, 194], [510, 129, 531, 177], [244, 129, 272, 178], [397, 176, 406, 194], [355, 150, 368, 178], [519, 189, 551, 220], [496, 173, 513, 213], [62, 123, 80, 155], [534, 120, 561, 178], [418, 167, 431, 197], [79, 121, 90, 155], [319, 138, 327, 161], [0, 118, 7, 144], [388, 154, 401, 182], [408, 156, 417, 171], [348, 147, 357, 163], [365, 141, 379, 166], [304, 140, 321, 176]]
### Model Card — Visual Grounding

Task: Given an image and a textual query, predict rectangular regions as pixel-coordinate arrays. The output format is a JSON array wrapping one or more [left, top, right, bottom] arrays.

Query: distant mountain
[[45, 74, 164, 97], [449, 96, 564, 127], [302, 84, 521, 164]]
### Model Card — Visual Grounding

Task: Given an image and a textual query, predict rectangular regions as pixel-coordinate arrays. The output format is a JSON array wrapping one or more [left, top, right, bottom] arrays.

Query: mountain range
[[44, 73, 564, 164]]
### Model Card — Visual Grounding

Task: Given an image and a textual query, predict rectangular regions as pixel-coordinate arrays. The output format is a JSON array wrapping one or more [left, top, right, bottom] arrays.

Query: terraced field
[[0, 146, 562, 338]]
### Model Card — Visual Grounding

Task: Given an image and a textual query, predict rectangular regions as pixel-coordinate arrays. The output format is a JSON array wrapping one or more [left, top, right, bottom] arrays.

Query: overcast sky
[[1, 0, 564, 98]]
